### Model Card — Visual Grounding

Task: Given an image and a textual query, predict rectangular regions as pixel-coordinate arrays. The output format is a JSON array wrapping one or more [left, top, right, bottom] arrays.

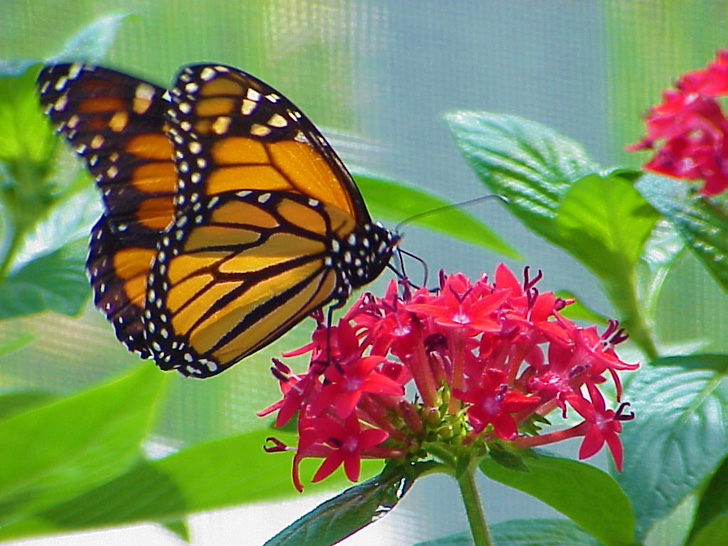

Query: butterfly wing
[[143, 64, 395, 377], [37, 64, 177, 355], [147, 190, 363, 377], [163, 64, 371, 221]]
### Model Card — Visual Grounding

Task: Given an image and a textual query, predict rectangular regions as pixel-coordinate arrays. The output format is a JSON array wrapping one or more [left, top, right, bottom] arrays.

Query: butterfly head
[[329, 221, 400, 301]]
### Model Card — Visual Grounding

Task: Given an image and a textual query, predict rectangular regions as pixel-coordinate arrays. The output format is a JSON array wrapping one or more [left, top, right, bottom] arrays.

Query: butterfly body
[[37, 62, 397, 377]]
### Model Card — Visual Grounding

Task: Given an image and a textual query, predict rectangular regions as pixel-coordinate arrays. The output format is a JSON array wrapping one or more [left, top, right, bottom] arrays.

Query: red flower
[[629, 49, 728, 195], [408, 274, 508, 333], [312, 354, 404, 418], [455, 368, 540, 440], [294, 413, 389, 490], [261, 265, 637, 489], [568, 383, 624, 471]]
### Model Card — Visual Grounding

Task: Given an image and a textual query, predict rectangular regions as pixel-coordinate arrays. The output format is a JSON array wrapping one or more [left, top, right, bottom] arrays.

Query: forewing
[[163, 64, 370, 222]]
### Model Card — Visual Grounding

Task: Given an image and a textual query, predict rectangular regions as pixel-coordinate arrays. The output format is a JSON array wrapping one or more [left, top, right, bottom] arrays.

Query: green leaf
[[444, 111, 598, 237], [554, 174, 661, 281], [0, 429, 383, 539], [47, 13, 130, 64], [11, 182, 100, 272], [414, 531, 473, 546], [265, 462, 433, 546], [636, 218, 686, 319], [643, 492, 697, 546], [488, 443, 529, 472], [489, 519, 602, 546], [0, 62, 57, 179], [618, 355, 728, 540], [0, 332, 34, 357], [353, 171, 520, 258], [639, 218, 685, 277], [0, 364, 167, 529], [648, 354, 728, 373], [636, 173, 728, 292], [0, 390, 56, 420], [414, 519, 603, 546], [161, 519, 190, 542], [480, 451, 635, 546], [0, 239, 89, 319], [688, 512, 728, 546], [554, 173, 661, 355], [687, 453, 728, 542]]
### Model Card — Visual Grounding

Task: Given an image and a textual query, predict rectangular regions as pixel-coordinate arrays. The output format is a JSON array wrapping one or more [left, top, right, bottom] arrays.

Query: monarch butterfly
[[37, 62, 399, 378]]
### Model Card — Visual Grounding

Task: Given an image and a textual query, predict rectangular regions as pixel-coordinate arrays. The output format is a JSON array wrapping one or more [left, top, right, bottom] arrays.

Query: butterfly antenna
[[394, 194, 509, 234], [400, 247, 429, 288], [386, 247, 427, 294]]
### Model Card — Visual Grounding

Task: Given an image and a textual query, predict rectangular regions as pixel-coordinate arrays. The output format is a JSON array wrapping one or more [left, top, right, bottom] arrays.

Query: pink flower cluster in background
[[260, 265, 637, 491], [629, 50, 728, 195]]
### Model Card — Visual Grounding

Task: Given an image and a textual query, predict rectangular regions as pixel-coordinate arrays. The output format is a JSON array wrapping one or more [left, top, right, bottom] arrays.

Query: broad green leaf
[[0, 239, 88, 319], [11, 183, 100, 272], [639, 218, 685, 277], [0, 364, 167, 527], [353, 172, 520, 258], [648, 354, 728, 373], [444, 111, 598, 237], [688, 512, 728, 546], [643, 492, 697, 546], [0, 332, 34, 357], [488, 443, 529, 472], [0, 390, 56, 420], [687, 454, 728, 543], [636, 218, 686, 318], [47, 13, 130, 64], [414, 531, 473, 546], [480, 451, 634, 546], [554, 173, 660, 355], [161, 519, 190, 542], [636, 173, 728, 292], [555, 174, 660, 281], [619, 356, 728, 540], [0, 429, 383, 539], [0, 62, 57, 180], [488, 519, 602, 546], [415, 519, 602, 546], [265, 461, 434, 546]]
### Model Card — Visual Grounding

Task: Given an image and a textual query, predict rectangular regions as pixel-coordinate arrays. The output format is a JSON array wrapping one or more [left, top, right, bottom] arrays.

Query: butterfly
[[37, 62, 399, 378]]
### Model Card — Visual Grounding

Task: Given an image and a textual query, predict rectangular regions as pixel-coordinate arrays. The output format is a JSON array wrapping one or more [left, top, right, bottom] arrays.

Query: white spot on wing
[[250, 124, 271, 137], [200, 67, 217, 81], [268, 114, 287, 127], [212, 116, 231, 134]]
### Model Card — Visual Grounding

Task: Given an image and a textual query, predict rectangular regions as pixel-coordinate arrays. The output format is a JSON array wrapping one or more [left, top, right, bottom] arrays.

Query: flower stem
[[456, 460, 492, 546], [0, 226, 24, 281], [607, 270, 659, 360]]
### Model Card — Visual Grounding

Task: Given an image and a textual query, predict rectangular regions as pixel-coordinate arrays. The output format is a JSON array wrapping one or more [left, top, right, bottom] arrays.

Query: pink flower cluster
[[259, 265, 637, 491], [629, 49, 728, 195]]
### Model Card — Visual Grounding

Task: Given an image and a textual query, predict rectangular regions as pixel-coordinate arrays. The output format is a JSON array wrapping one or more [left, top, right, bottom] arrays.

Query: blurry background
[[1, 1, 727, 544]]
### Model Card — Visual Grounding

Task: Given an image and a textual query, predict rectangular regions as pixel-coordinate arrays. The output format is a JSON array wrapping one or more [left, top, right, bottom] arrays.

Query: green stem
[[456, 460, 492, 546], [608, 268, 659, 361], [423, 442, 458, 468], [0, 225, 24, 281]]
